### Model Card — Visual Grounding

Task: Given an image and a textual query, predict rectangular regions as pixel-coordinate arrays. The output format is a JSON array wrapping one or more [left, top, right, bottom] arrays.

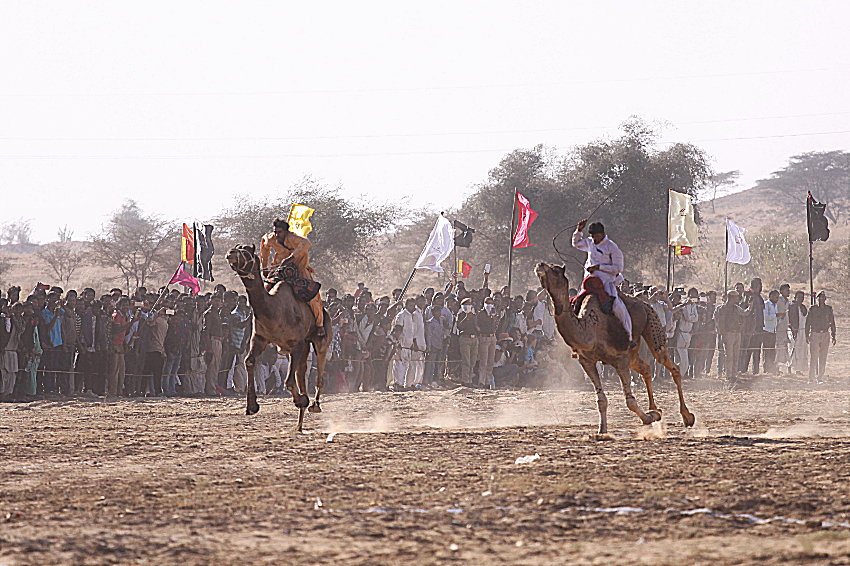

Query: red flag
[[181, 223, 195, 263], [512, 190, 537, 249], [169, 262, 200, 295], [458, 260, 472, 278]]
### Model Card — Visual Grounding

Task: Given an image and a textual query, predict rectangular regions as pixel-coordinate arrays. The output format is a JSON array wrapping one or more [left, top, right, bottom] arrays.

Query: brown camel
[[536, 263, 695, 435], [226, 244, 331, 432]]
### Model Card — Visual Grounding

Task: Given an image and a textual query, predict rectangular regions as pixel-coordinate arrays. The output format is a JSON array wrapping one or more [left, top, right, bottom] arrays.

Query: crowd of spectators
[[0, 277, 565, 401], [636, 277, 836, 384], [0, 274, 838, 402]]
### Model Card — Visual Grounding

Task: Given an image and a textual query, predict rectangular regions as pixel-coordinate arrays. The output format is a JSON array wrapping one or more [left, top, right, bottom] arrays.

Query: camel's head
[[535, 263, 570, 315], [227, 244, 259, 280]]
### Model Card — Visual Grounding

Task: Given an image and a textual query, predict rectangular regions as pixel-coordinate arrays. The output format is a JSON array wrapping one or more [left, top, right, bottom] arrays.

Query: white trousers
[[602, 281, 632, 341], [409, 351, 424, 386], [393, 349, 411, 386], [676, 332, 692, 371]]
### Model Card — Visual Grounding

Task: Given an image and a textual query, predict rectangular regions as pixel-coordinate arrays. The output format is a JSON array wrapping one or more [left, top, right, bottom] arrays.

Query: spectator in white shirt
[[391, 298, 417, 388], [762, 290, 780, 374], [673, 288, 699, 377], [775, 284, 791, 373]]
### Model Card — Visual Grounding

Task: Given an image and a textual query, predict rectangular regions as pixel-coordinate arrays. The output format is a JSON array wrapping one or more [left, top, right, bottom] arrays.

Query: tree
[[0, 218, 33, 245], [37, 241, 86, 286], [89, 201, 177, 291], [756, 151, 850, 222], [215, 177, 402, 287], [454, 118, 712, 289], [707, 170, 741, 212]]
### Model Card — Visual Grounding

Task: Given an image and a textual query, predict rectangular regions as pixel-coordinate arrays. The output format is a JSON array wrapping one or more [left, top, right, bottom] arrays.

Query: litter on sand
[[515, 454, 540, 465]]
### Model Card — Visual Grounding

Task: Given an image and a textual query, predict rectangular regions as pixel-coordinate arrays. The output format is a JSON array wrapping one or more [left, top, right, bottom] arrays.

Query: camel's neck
[[554, 300, 593, 351], [239, 269, 268, 310]]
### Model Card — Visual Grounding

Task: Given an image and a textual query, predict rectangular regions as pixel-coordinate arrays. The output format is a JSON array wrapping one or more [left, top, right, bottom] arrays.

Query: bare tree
[[57, 225, 74, 243], [89, 200, 177, 291], [37, 242, 85, 286], [708, 170, 741, 212], [0, 218, 34, 245]]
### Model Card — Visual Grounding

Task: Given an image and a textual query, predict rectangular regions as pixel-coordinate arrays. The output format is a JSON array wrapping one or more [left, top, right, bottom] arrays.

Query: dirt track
[[2, 383, 850, 565]]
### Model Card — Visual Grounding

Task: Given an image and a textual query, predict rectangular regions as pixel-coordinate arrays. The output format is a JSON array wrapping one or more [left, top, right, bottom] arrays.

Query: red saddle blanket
[[569, 275, 613, 316]]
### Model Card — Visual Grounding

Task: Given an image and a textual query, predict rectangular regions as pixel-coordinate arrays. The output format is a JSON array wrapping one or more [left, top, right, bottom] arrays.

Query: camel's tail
[[642, 302, 668, 354]]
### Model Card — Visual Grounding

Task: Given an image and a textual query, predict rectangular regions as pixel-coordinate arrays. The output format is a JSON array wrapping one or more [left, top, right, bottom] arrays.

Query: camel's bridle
[[230, 247, 259, 280]]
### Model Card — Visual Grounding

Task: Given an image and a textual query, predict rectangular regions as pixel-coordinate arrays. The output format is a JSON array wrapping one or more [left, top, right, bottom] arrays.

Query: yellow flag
[[287, 203, 315, 237], [668, 190, 697, 247]]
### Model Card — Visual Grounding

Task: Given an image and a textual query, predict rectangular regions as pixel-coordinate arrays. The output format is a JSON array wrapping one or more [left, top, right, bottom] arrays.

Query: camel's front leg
[[285, 342, 310, 411], [614, 357, 658, 426], [578, 358, 608, 435], [308, 343, 327, 414], [653, 347, 695, 427], [629, 349, 661, 421], [245, 334, 268, 416]]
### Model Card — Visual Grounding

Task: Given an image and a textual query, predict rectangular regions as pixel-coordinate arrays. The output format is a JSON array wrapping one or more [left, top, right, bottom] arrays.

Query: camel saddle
[[265, 263, 321, 303], [570, 275, 613, 316]]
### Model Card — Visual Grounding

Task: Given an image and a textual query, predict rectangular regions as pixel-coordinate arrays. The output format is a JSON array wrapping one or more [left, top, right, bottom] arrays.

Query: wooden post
[[507, 188, 517, 298]]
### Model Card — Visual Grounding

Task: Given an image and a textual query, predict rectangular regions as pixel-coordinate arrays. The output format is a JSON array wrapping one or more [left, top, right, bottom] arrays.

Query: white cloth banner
[[668, 190, 698, 247], [414, 215, 455, 272], [726, 218, 751, 265]]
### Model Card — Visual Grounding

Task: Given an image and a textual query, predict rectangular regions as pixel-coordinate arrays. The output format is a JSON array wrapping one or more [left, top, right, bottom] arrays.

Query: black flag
[[453, 220, 475, 248], [807, 192, 830, 242], [193, 222, 216, 281]]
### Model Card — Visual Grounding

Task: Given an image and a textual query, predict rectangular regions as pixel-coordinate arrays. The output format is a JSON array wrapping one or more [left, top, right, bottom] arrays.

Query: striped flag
[[458, 260, 472, 278]]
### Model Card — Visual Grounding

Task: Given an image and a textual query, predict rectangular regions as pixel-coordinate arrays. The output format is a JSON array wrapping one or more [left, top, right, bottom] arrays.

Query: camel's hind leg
[[245, 334, 268, 416], [614, 357, 659, 426], [652, 346, 696, 427], [308, 343, 327, 414], [578, 358, 609, 435], [629, 348, 661, 421]]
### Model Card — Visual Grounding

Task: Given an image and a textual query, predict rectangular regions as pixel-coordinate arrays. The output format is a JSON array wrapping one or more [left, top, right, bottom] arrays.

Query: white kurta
[[572, 228, 632, 340]]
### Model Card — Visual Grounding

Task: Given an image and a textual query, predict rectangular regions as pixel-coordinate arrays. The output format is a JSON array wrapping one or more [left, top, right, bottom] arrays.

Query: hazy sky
[[2, 1, 849, 243]]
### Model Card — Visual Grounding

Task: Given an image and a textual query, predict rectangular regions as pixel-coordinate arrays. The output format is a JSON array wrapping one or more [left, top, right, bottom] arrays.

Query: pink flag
[[512, 190, 538, 249], [169, 262, 200, 295]]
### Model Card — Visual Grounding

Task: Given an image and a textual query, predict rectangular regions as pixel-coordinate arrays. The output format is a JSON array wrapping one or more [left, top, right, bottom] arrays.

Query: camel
[[536, 263, 695, 435], [226, 244, 331, 432]]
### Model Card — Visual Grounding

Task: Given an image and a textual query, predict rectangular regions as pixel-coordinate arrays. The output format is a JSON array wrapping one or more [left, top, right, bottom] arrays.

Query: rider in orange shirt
[[259, 218, 325, 336]]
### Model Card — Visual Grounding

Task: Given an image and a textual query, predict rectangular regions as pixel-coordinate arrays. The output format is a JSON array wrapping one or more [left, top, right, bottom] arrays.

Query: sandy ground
[[2, 377, 850, 566]]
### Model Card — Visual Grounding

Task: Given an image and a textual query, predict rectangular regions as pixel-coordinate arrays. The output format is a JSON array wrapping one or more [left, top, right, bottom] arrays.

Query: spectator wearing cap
[[457, 297, 479, 386], [476, 297, 497, 388], [805, 291, 836, 384]]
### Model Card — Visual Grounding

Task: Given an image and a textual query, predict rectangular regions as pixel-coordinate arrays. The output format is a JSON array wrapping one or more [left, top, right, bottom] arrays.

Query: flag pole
[[724, 217, 729, 298], [806, 193, 815, 306], [666, 190, 671, 294], [399, 268, 417, 302], [507, 188, 517, 298], [809, 241, 814, 306]]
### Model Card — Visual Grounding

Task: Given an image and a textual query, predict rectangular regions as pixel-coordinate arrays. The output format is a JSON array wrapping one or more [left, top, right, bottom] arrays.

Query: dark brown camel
[[226, 244, 331, 432], [536, 263, 695, 434]]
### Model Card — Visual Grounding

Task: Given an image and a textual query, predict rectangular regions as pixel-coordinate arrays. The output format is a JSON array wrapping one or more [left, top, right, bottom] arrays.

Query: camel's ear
[[248, 244, 256, 255]]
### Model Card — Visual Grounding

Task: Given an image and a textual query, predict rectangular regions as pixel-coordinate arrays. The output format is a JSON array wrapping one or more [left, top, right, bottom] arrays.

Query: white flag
[[414, 215, 455, 272], [668, 190, 698, 247], [726, 218, 751, 265]]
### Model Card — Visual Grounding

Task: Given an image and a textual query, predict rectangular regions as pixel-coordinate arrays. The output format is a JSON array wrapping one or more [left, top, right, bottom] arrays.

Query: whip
[[552, 182, 625, 263]]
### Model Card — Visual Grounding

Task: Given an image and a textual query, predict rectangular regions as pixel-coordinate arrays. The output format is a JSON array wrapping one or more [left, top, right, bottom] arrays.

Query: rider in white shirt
[[572, 220, 636, 349]]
